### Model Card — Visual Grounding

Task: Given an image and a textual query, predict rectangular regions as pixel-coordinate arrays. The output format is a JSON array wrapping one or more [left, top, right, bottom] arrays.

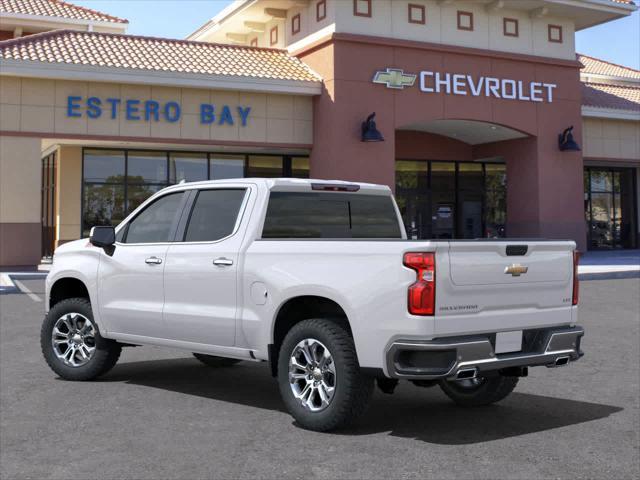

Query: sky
[[73, 0, 639, 69]]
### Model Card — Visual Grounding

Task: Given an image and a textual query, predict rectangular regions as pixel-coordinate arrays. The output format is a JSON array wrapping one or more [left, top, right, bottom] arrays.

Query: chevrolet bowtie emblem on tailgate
[[505, 264, 528, 276], [372, 68, 416, 89]]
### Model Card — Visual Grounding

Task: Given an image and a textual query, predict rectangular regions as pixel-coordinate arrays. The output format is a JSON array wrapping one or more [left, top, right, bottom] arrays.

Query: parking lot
[[1, 276, 638, 479]]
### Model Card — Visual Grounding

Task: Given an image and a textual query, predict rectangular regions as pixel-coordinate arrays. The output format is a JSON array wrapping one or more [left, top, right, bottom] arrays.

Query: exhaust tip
[[555, 356, 570, 367], [456, 368, 478, 380]]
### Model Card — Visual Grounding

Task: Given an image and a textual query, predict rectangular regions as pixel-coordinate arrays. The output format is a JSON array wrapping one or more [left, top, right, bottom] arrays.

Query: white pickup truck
[[42, 178, 584, 431]]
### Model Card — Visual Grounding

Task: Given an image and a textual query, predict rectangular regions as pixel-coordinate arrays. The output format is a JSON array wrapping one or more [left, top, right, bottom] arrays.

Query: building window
[[548, 24, 563, 43], [584, 167, 638, 249], [316, 0, 326, 21], [353, 0, 372, 18], [503, 18, 518, 37], [291, 13, 301, 35], [81, 149, 309, 236], [457, 11, 473, 31], [408, 4, 426, 25], [250, 37, 258, 47], [395, 160, 506, 240], [270, 26, 278, 46]]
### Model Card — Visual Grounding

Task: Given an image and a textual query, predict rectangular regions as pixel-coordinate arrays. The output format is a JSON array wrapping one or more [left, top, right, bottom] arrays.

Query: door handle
[[213, 257, 234, 267], [145, 256, 163, 265]]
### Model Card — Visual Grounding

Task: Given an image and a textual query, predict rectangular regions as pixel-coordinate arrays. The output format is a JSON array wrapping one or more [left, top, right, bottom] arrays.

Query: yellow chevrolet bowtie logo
[[504, 264, 529, 277], [372, 68, 416, 90]]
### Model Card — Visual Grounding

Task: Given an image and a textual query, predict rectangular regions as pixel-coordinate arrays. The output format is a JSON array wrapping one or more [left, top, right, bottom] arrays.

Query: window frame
[[548, 24, 563, 43], [457, 11, 474, 31], [503, 17, 519, 37], [270, 25, 278, 46], [353, 0, 372, 18], [174, 186, 252, 245], [291, 13, 301, 35], [316, 0, 326, 22], [408, 4, 426, 25], [116, 190, 188, 246]]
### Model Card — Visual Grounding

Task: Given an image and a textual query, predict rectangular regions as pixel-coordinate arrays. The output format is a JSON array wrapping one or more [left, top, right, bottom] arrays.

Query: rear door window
[[262, 192, 401, 238], [183, 189, 247, 242]]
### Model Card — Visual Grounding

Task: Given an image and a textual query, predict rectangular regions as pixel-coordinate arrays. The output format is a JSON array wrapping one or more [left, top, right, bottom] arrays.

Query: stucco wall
[[582, 117, 640, 161], [330, 0, 575, 60], [299, 35, 586, 249], [56, 146, 82, 246], [0, 77, 314, 146], [0, 135, 42, 266]]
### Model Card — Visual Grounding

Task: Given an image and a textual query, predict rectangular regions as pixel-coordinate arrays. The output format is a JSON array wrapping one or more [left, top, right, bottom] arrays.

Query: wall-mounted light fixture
[[558, 126, 580, 151], [361, 112, 384, 142]]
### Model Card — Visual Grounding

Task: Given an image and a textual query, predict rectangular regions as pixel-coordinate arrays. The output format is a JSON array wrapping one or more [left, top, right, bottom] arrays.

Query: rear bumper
[[385, 325, 584, 380]]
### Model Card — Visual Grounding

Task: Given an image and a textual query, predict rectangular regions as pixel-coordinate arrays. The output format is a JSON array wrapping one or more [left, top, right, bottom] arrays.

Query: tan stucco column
[[56, 146, 82, 246], [0, 135, 42, 266]]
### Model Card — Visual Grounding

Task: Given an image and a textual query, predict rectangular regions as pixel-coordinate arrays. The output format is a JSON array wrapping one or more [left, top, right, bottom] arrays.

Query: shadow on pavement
[[101, 358, 622, 445]]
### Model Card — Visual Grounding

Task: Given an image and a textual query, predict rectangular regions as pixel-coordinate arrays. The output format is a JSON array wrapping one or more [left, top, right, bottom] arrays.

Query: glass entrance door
[[41, 153, 56, 259], [395, 160, 506, 240], [585, 167, 638, 250]]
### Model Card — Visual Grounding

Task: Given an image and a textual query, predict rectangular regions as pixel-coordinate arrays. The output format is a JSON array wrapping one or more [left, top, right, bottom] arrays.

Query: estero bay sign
[[66, 96, 252, 126]]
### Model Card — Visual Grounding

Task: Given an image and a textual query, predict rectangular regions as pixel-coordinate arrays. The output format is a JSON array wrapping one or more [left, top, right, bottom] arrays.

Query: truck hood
[[53, 238, 92, 256]]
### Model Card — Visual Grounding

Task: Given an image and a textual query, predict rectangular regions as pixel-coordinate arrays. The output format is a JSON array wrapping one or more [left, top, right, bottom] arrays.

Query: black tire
[[277, 318, 374, 432], [41, 298, 121, 381], [439, 375, 518, 407], [193, 353, 241, 367]]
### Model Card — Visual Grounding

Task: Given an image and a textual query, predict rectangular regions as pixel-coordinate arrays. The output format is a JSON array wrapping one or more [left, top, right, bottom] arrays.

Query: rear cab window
[[262, 191, 402, 239], [182, 188, 247, 242]]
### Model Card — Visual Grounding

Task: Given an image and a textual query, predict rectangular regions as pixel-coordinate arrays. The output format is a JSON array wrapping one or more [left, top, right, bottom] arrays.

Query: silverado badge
[[504, 264, 528, 276]]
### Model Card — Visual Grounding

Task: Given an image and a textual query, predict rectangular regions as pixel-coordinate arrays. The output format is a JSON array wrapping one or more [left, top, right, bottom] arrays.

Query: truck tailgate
[[435, 241, 576, 336]]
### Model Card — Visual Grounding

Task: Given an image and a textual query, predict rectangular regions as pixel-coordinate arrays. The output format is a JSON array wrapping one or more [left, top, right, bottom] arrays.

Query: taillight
[[403, 252, 436, 315], [572, 250, 580, 306]]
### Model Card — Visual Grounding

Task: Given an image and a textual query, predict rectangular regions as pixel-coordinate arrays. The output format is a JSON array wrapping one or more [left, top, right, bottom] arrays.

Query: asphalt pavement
[[1, 277, 638, 479]]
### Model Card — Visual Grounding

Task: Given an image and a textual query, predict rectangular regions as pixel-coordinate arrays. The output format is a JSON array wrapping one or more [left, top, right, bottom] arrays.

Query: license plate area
[[495, 330, 523, 354]]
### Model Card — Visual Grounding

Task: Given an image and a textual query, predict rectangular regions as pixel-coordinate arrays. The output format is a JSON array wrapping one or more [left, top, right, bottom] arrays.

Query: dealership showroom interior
[[0, 1, 639, 479]]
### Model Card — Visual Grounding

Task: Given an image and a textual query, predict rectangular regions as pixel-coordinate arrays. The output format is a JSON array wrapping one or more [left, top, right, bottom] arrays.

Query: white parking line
[[13, 279, 42, 302]]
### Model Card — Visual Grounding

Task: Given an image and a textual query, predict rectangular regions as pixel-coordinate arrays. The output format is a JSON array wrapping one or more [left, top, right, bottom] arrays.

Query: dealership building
[[0, 0, 638, 266]]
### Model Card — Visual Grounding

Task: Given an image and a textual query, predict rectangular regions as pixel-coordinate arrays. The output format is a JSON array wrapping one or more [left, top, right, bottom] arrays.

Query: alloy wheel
[[288, 338, 336, 412], [51, 313, 96, 367]]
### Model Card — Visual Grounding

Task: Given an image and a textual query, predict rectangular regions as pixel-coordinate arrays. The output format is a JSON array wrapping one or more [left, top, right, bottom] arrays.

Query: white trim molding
[[0, 12, 128, 32], [582, 106, 640, 121], [0, 59, 323, 96]]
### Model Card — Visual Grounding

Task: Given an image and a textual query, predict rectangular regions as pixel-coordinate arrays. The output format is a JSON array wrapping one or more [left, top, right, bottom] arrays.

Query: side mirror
[[90, 226, 115, 249]]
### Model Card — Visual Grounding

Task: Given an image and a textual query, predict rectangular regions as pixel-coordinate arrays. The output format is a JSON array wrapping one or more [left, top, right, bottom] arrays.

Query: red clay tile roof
[[0, 0, 128, 24], [579, 54, 640, 80], [582, 82, 640, 111], [0, 30, 321, 83]]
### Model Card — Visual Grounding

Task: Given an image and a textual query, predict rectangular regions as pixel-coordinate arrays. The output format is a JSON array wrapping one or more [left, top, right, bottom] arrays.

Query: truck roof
[[165, 178, 392, 194]]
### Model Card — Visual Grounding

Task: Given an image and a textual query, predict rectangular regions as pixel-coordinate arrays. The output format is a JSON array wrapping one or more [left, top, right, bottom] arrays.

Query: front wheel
[[41, 298, 121, 381], [277, 319, 374, 432], [439, 375, 518, 407]]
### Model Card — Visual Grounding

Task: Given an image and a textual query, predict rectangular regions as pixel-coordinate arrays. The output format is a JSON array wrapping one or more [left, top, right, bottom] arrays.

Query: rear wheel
[[192, 353, 241, 367], [439, 375, 518, 407], [41, 298, 121, 381], [277, 318, 373, 432]]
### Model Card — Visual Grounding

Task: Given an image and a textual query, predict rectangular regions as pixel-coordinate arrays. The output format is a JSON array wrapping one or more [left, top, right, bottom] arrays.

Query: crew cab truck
[[42, 178, 584, 431]]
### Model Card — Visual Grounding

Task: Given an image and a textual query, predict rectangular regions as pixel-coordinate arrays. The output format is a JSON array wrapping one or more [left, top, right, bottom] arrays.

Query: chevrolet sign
[[372, 68, 417, 89]]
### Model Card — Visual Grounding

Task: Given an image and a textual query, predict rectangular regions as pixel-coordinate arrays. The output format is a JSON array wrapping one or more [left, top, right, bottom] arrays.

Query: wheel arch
[[269, 295, 352, 377], [49, 276, 90, 309]]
